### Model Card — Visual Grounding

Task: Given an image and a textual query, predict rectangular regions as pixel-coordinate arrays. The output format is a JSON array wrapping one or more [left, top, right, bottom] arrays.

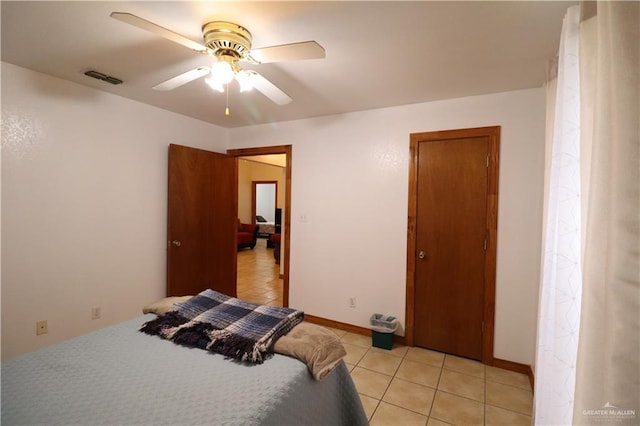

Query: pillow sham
[[142, 296, 193, 315]]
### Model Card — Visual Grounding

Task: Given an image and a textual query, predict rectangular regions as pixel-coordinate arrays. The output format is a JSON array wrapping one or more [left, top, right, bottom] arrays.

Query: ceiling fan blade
[[250, 41, 325, 64], [153, 67, 210, 91], [250, 72, 292, 105], [110, 12, 208, 53]]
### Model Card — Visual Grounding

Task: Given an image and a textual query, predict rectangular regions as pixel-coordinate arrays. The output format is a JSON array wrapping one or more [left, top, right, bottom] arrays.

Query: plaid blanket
[[140, 289, 304, 363]]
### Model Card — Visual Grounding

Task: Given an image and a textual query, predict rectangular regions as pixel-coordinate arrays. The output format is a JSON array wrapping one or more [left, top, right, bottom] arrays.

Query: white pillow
[[142, 296, 192, 315]]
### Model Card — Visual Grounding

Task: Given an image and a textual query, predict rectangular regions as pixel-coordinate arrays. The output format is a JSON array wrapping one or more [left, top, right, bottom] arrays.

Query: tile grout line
[[425, 354, 445, 423], [365, 347, 384, 422], [485, 372, 491, 426]]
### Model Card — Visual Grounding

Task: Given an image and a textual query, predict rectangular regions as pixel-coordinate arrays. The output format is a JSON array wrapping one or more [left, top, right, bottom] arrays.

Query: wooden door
[[167, 144, 237, 297], [410, 127, 499, 361]]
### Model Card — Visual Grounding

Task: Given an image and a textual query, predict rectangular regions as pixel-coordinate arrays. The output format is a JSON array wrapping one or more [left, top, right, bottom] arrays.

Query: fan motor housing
[[202, 21, 252, 57]]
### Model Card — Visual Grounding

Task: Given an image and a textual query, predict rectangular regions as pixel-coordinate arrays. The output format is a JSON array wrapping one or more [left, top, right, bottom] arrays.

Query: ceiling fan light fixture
[[210, 59, 234, 85], [110, 13, 324, 107], [236, 70, 256, 92], [202, 21, 252, 58], [205, 74, 225, 92]]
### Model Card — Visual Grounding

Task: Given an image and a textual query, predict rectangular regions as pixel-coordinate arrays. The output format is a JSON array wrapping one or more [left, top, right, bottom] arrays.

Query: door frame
[[227, 145, 292, 307], [405, 126, 500, 364]]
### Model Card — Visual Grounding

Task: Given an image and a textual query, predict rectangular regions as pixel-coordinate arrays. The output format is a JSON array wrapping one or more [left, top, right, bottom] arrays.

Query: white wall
[[229, 88, 546, 366], [1, 63, 228, 360], [1, 62, 546, 367]]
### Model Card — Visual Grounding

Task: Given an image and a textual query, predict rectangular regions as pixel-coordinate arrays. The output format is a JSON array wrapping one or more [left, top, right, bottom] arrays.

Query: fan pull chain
[[225, 84, 230, 116]]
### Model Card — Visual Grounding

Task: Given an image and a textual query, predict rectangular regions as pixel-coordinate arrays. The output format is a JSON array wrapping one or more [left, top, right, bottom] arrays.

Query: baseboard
[[492, 358, 535, 391], [303, 314, 407, 346], [304, 314, 370, 335]]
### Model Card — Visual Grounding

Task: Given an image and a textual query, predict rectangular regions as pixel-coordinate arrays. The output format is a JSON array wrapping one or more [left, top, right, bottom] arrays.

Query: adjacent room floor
[[236, 238, 534, 425], [236, 238, 283, 306]]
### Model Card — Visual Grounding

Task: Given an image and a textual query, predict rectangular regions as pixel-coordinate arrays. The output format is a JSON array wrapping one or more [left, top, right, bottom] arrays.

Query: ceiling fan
[[110, 12, 325, 108]]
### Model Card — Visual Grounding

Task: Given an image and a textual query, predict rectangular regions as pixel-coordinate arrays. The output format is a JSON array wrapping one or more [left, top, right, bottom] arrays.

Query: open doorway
[[227, 145, 292, 307]]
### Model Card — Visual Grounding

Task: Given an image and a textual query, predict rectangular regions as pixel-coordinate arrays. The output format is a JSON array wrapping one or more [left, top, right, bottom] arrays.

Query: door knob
[[171, 240, 181, 247], [418, 250, 426, 259]]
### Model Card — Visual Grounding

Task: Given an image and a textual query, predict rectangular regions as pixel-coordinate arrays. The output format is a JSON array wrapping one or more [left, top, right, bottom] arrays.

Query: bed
[[256, 222, 276, 237], [2, 296, 368, 425]]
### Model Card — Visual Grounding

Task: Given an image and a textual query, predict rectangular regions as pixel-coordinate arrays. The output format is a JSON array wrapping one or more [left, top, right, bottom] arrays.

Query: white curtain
[[534, 5, 583, 425], [573, 2, 639, 424], [535, 2, 640, 425]]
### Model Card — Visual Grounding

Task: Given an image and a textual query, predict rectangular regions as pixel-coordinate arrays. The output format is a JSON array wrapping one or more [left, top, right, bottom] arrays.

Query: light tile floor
[[237, 238, 533, 425], [331, 328, 534, 426], [236, 238, 283, 306]]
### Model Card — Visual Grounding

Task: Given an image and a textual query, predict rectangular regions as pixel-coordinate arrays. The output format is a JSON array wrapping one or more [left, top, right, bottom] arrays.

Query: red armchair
[[269, 233, 281, 264], [237, 220, 259, 250]]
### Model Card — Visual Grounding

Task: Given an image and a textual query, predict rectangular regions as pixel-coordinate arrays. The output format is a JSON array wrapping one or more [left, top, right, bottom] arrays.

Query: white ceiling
[[1, 1, 574, 128]]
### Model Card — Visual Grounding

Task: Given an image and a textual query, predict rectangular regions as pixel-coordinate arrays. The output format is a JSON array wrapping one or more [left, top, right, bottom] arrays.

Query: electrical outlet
[[91, 307, 101, 320], [36, 320, 48, 336], [349, 297, 356, 308]]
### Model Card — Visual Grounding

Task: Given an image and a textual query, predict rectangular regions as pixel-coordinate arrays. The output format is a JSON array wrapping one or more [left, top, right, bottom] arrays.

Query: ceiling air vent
[[84, 70, 123, 85]]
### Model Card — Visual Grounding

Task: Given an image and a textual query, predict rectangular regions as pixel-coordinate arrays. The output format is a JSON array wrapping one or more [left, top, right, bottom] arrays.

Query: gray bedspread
[[2, 315, 368, 426]]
